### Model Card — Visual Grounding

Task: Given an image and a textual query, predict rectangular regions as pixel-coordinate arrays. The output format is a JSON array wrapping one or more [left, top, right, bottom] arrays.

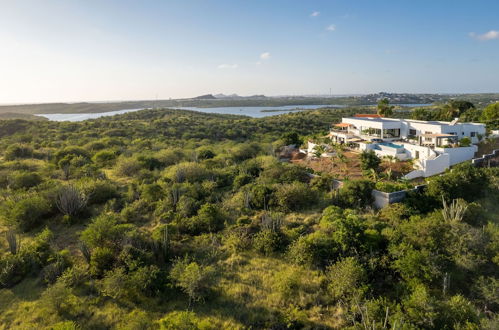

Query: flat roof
[[342, 117, 485, 126], [420, 133, 457, 138]]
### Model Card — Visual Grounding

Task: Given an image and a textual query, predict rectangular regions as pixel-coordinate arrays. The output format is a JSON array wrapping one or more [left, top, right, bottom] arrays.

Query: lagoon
[[35, 103, 431, 122], [35, 104, 345, 121]]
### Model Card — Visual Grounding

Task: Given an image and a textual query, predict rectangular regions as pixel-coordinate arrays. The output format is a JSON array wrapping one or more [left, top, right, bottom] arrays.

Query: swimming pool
[[377, 142, 404, 149]]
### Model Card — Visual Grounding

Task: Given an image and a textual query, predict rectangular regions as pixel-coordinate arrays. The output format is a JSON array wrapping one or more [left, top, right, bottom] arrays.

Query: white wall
[[434, 146, 477, 165], [400, 143, 435, 160]]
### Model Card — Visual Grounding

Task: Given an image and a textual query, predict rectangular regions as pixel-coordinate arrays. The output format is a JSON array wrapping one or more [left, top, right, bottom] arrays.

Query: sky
[[0, 0, 498, 103]]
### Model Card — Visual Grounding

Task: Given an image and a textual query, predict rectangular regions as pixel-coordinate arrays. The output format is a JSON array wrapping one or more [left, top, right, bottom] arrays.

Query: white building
[[329, 115, 486, 178]]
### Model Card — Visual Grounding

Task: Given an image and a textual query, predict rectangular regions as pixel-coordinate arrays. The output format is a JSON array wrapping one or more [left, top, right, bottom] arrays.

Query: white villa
[[328, 115, 486, 179]]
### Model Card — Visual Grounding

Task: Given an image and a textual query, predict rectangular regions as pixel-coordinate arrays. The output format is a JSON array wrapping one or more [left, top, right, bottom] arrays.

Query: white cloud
[[260, 52, 271, 60], [217, 63, 238, 69], [469, 30, 499, 41], [326, 24, 336, 32], [310, 11, 320, 17]]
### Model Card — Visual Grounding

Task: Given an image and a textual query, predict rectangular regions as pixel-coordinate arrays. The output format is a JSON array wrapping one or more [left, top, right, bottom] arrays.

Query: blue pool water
[[378, 142, 404, 149]]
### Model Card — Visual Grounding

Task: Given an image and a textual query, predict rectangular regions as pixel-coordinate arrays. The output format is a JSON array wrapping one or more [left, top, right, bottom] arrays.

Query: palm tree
[[377, 98, 394, 117]]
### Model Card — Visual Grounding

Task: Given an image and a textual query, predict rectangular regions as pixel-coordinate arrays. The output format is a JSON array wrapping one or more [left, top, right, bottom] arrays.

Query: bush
[[89, 247, 115, 277], [0, 254, 28, 287], [54, 146, 90, 164], [169, 259, 216, 305], [92, 150, 117, 167], [115, 157, 142, 177], [325, 257, 366, 301], [8, 171, 43, 189], [274, 182, 317, 211], [338, 179, 375, 208], [164, 162, 211, 183], [80, 214, 132, 249], [375, 181, 410, 193], [157, 311, 213, 330], [197, 148, 215, 160], [287, 231, 338, 268], [1, 195, 51, 231], [360, 150, 381, 172], [253, 230, 285, 255], [426, 163, 488, 203], [459, 137, 471, 147], [4, 144, 33, 160], [82, 179, 119, 205]]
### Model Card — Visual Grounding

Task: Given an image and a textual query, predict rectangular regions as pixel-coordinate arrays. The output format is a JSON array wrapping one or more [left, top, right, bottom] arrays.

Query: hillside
[[0, 108, 497, 329], [5, 93, 499, 115]]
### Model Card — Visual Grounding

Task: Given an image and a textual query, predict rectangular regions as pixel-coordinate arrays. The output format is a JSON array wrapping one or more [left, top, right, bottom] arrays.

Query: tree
[[411, 108, 435, 121], [282, 131, 302, 146], [325, 257, 366, 301], [377, 98, 394, 117], [426, 163, 488, 203], [481, 102, 499, 121], [313, 144, 327, 158], [169, 259, 215, 306], [438, 100, 475, 121], [360, 150, 381, 173], [338, 179, 375, 208]]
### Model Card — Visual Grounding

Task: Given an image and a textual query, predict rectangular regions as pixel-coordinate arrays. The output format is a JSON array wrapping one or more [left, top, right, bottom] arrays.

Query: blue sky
[[0, 0, 498, 103]]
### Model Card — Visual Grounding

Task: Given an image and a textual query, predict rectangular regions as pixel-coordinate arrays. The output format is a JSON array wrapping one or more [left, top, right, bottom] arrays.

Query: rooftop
[[343, 116, 485, 126]]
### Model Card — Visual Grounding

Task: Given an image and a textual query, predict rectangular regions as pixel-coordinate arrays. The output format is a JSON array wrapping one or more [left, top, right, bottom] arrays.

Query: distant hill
[[192, 94, 217, 100], [0, 93, 497, 115], [0, 112, 48, 121], [213, 94, 267, 99]]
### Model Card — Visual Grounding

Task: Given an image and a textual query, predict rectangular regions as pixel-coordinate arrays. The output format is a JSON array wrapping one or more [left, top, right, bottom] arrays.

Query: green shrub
[[4, 144, 33, 160], [8, 171, 43, 189], [115, 157, 142, 177], [360, 150, 381, 172], [54, 146, 90, 164], [81, 179, 119, 205], [426, 163, 488, 203], [325, 257, 366, 301], [92, 150, 117, 167], [375, 181, 410, 193], [164, 162, 211, 183], [80, 214, 132, 249], [89, 247, 115, 277], [0, 253, 29, 288], [338, 179, 375, 208], [197, 148, 215, 160], [287, 231, 338, 268], [1, 195, 51, 231], [253, 230, 285, 255], [169, 259, 216, 305], [274, 182, 317, 211], [157, 311, 212, 330]]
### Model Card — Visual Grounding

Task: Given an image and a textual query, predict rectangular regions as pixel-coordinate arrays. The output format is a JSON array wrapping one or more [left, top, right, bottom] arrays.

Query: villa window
[[470, 132, 476, 137], [409, 129, 417, 136], [383, 128, 400, 138], [362, 128, 381, 137]]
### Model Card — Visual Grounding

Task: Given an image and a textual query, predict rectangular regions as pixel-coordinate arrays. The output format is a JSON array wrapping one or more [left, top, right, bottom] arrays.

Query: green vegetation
[[377, 98, 394, 117], [0, 108, 497, 329]]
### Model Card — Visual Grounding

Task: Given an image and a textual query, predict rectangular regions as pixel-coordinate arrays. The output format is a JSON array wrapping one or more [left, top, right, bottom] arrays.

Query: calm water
[[35, 103, 431, 122], [36, 108, 144, 122], [35, 104, 344, 121]]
